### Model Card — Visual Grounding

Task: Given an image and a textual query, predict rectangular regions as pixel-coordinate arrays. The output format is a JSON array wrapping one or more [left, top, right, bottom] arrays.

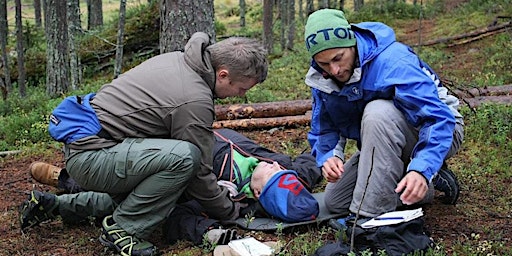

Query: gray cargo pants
[[63, 138, 201, 239], [324, 100, 464, 217]]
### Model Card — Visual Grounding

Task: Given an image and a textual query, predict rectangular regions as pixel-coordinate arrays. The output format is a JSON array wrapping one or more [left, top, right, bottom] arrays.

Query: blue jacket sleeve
[[386, 56, 456, 181], [307, 89, 341, 167]]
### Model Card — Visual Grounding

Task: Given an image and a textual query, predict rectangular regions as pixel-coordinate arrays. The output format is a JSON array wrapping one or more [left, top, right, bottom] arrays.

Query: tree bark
[[279, 0, 287, 51], [239, 0, 246, 27], [354, 0, 363, 11], [319, 0, 328, 9], [114, 0, 127, 79], [263, 0, 273, 55], [286, 0, 295, 50], [45, 0, 69, 97], [215, 99, 313, 120], [463, 96, 512, 109], [0, 0, 11, 94], [33, 0, 42, 27], [159, 0, 215, 54], [306, 0, 314, 15], [87, 0, 103, 30], [298, 0, 303, 22], [213, 112, 312, 130], [452, 84, 512, 98], [67, 0, 82, 90], [15, 0, 26, 97]]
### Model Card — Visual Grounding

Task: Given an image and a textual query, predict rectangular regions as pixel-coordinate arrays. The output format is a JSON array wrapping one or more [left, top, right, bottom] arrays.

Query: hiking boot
[[99, 215, 157, 256], [205, 227, 241, 245], [19, 190, 59, 230], [432, 163, 460, 205], [29, 162, 61, 187]]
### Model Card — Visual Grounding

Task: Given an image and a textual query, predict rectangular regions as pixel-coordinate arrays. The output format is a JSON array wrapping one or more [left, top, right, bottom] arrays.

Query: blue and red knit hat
[[259, 170, 319, 223]]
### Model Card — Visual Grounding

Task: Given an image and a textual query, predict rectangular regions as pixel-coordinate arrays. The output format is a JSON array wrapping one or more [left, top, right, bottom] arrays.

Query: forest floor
[[1, 127, 511, 255]]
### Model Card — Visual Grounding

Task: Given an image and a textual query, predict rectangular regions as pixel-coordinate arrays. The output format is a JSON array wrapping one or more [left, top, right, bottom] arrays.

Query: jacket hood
[[184, 32, 216, 91], [352, 22, 396, 66]]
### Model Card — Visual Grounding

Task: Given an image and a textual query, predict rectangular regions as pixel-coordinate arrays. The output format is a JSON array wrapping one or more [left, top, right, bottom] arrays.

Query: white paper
[[228, 237, 274, 256], [361, 208, 423, 228]]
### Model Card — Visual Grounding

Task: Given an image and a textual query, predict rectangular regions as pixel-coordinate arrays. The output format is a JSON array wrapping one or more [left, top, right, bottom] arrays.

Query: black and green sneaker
[[19, 190, 59, 230], [433, 163, 460, 205], [99, 215, 157, 256]]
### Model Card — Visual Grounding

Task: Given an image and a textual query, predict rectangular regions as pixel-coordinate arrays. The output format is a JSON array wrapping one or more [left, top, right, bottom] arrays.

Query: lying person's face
[[251, 161, 281, 199]]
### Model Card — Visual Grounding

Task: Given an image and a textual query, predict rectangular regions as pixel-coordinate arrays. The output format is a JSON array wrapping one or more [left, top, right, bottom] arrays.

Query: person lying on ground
[[21, 128, 323, 246]]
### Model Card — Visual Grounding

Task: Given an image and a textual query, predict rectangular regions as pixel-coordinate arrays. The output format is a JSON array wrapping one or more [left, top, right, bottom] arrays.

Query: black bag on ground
[[313, 217, 433, 256]]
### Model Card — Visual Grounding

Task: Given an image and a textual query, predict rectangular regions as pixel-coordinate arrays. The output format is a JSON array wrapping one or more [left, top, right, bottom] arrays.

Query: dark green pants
[[65, 138, 200, 239]]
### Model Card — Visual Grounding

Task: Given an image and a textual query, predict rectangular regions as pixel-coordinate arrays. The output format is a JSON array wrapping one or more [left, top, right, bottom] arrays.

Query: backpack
[[48, 93, 104, 144], [313, 217, 433, 256]]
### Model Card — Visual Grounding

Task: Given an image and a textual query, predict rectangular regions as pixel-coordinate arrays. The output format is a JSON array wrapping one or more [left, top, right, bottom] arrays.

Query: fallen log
[[412, 21, 512, 47], [213, 94, 512, 129], [215, 100, 312, 120], [462, 95, 512, 109], [0, 150, 22, 157], [447, 27, 510, 47], [452, 84, 512, 98], [213, 112, 312, 130]]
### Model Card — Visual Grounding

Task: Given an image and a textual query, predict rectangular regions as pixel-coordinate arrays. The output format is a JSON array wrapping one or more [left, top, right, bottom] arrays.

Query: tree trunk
[[87, 0, 103, 30], [463, 96, 512, 109], [213, 112, 312, 130], [33, 0, 42, 27], [339, 0, 345, 10], [286, 0, 295, 50], [42, 0, 47, 30], [319, 0, 328, 9], [15, 0, 26, 97], [45, 0, 69, 97], [298, 0, 303, 22], [412, 21, 512, 47], [306, 0, 314, 15], [0, 75, 6, 100], [354, 0, 363, 11], [159, 0, 215, 53], [262, 0, 273, 55], [452, 84, 512, 98], [0, 0, 11, 94], [114, 0, 127, 79], [215, 99, 312, 120], [239, 0, 246, 27], [279, 0, 287, 51], [67, 0, 82, 90]]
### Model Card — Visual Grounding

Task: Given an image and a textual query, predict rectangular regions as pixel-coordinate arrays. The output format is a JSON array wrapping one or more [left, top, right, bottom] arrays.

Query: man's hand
[[322, 156, 344, 183], [395, 171, 428, 205]]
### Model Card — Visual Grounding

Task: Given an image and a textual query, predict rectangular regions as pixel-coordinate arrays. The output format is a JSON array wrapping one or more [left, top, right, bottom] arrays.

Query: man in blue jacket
[[304, 9, 464, 218]]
